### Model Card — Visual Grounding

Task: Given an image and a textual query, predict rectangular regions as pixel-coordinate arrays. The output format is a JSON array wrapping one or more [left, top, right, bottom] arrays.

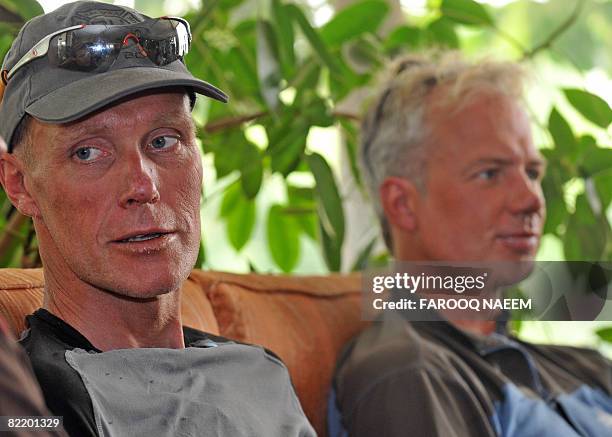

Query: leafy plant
[[0, 0, 610, 276]]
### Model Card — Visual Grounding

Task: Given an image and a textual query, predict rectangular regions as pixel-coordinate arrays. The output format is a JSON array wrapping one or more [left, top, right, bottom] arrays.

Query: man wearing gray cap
[[0, 2, 315, 436]]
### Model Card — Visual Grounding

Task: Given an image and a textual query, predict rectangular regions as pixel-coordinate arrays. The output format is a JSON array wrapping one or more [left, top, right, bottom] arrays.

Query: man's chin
[[488, 258, 536, 289], [83, 269, 186, 301], [91, 248, 197, 298], [113, 282, 180, 300]]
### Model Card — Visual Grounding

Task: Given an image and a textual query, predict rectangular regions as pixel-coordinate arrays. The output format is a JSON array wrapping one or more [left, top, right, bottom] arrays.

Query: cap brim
[[26, 66, 227, 123]]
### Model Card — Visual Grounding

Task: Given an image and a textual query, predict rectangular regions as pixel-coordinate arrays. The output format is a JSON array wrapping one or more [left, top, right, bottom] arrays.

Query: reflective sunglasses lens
[[46, 19, 190, 73], [141, 38, 180, 66], [141, 20, 190, 66], [50, 28, 121, 72]]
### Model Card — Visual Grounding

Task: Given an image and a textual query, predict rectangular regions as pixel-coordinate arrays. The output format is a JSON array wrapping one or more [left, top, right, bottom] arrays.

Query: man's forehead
[[32, 91, 193, 141], [420, 90, 544, 164], [427, 86, 524, 121]]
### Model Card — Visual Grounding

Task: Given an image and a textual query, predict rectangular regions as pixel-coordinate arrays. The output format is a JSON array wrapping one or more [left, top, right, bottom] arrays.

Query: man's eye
[[150, 136, 178, 150], [476, 168, 499, 180], [72, 147, 105, 162], [526, 168, 541, 180]]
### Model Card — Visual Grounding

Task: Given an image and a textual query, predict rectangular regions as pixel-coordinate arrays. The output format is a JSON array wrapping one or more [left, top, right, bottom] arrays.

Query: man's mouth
[[112, 230, 173, 244], [118, 232, 166, 243], [496, 232, 539, 253]]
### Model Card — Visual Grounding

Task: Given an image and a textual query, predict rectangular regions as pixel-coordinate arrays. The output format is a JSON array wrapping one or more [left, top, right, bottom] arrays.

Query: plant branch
[[204, 111, 269, 133], [522, 0, 584, 60], [332, 110, 361, 122], [489, 23, 527, 54]]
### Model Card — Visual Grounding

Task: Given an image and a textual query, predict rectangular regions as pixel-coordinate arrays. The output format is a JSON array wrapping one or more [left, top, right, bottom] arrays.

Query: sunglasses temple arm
[[7, 24, 85, 80]]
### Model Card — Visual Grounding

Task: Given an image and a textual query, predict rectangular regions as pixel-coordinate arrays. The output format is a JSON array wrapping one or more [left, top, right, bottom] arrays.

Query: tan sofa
[[0, 268, 366, 436]]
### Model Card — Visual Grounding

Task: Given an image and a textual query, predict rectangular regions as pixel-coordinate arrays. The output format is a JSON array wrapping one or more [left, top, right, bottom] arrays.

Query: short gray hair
[[10, 114, 34, 167], [359, 51, 528, 250]]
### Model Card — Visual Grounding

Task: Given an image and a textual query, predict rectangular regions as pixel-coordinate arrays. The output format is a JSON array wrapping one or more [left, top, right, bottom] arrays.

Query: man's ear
[[0, 150, 40, 218], [379, 177, 419, 232]]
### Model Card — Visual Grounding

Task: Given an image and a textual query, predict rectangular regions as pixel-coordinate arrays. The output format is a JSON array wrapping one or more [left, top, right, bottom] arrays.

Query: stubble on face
[[406, 88, 546, 263], [25, 91, 203, 300]]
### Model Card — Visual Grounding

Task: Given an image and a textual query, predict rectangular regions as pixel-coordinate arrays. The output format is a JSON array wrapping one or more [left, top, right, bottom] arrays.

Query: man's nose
[[118, 152, 160, 208], [507, 170, 544, 216]]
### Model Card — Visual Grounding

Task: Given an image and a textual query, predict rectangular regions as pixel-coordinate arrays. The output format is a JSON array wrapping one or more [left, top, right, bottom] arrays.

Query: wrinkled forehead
[[29, 91, 194, 151]]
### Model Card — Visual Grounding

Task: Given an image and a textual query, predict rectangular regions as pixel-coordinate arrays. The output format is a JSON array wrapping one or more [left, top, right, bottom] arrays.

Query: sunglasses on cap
[[1, 16, 191, 85]]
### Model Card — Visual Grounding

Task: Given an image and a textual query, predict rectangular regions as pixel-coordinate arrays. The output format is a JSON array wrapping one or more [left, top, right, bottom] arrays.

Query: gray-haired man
[[329, 53, 612, 436], [0, 2, 314, 436]]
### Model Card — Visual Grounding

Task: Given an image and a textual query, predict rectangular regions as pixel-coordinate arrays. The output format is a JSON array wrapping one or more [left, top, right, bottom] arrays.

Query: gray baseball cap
[[0, 1, 228, 151]]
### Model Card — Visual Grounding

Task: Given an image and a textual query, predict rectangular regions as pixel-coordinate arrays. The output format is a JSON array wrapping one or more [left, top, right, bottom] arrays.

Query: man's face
[[410, 90, 546, 263], [24, 91, 202, 298]]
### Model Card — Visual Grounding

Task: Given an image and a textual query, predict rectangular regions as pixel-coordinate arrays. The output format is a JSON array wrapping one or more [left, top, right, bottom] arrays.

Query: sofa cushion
[[0, 269, 44, 335], [190, 270, 366, 437], [0, 268, 367, 437]]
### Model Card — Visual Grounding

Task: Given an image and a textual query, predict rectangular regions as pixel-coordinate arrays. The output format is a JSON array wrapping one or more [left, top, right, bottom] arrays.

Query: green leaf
[[548, 107, 577, 160], [440, 0, 494, 26], [320, 0, 389, 46], [271, 136, 306, 176], [426, 18, 459, 49], [351, 236, 378, 271], [0, 0, 43, 21], [579, 144, 612, 177], [596, 326, 612, 343], [240, 142, 263, 198], [221, 184, 256, 251], [212, 131, 248, 178], [288, 185, 315, 205], [288, 185, 317, 240], [541, 149, 575, 184], [293, 63, 321, 104], [563, 194, 609, 261], [327, 58, 368, 101], [225, 46, 260, 96], [384, 25, 424, 53], [267, 204, 300, 272], [220, 182, 241, 218], [339, 120, 363, 188], [227, 199, 255, 251], [541, 165, 568, 236], [302, 93, 334, 127], [594, 170, 612, 210], [319, 218, 342, 271], [306, 153, 345, 245], [269, 124, 308, 176], [271, 0, 295, 78], [257, 19, 281, 110], [266, 107, 295, 146], [286, 4, 341, 73], [563, 89, 612, 128]]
